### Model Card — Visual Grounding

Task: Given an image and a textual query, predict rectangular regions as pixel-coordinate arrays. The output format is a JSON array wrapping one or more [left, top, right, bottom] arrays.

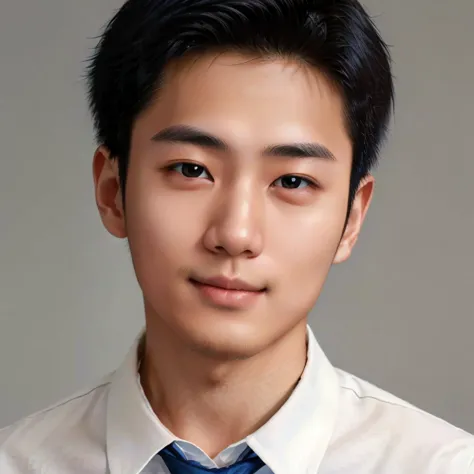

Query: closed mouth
[[189, 277, 267, 293]]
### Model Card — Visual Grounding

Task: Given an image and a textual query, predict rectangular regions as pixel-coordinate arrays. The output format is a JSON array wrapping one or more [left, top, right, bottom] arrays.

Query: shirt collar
[[106, 325, 339, 474]]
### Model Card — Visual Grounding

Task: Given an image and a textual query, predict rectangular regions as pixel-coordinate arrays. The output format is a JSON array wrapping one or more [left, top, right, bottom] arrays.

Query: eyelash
[[166, 162, 319, 189]]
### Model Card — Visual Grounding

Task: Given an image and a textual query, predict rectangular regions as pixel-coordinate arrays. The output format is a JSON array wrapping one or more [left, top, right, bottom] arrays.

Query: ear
[[333, 175, 375, 264], [92, 146, 127, 239]]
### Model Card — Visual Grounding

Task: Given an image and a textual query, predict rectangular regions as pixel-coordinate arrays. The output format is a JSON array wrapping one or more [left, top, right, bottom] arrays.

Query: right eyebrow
[[151, 125, 229, 151]]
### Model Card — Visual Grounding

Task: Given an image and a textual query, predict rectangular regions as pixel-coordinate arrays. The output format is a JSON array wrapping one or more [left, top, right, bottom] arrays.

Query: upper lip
[[191, 275, 265, 292]]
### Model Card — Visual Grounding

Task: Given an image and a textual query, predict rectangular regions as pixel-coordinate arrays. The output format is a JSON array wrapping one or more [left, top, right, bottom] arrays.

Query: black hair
[[86, 0, 394, 211]]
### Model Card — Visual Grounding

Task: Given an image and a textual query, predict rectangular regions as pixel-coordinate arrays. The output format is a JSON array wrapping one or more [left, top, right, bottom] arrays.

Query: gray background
[[0, 0, 472, 431]]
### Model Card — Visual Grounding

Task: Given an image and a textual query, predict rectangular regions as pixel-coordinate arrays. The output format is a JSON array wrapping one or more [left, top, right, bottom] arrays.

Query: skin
[[93, 51, 374, 457]]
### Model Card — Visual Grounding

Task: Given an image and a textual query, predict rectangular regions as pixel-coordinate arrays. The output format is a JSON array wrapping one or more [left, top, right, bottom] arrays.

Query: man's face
[[95, 52, 372, 359]]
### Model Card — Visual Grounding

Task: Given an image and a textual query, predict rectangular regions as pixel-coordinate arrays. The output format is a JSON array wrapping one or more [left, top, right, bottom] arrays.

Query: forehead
[[134, 51, 352, 162]]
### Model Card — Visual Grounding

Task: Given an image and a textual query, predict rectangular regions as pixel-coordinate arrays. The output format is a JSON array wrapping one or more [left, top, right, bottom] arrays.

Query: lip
[[189, 275, 266, 309], [192, 275, 266, 292]]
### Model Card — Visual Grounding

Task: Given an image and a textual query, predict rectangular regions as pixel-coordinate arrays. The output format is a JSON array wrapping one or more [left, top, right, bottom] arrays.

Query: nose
[[202, 181, 264, 258]]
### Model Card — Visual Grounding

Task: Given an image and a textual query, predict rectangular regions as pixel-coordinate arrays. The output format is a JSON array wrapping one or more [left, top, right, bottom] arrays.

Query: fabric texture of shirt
[[1, 326, 473, 473]]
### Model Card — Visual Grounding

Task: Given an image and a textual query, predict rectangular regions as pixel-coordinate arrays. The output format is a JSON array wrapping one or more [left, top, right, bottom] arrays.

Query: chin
[[178, 316, 269, 360]]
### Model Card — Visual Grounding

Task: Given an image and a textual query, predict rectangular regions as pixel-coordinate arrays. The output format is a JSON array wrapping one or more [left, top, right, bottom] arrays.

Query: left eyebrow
[[263, 143, 336, 161]]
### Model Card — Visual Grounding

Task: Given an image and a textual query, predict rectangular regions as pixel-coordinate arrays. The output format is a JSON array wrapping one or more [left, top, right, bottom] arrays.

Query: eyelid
[[273, 174, 320, 189], [165, 159, 204, 168], [165, 161, 214, 181]]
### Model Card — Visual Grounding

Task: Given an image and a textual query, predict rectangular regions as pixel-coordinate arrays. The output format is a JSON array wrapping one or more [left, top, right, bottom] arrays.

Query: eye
[[169, 162, 212, 180], [273, 175, 314, 190]]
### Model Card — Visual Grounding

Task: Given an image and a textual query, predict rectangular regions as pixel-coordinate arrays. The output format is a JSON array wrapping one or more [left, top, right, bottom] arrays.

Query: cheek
[[125, 182, 201, 289], [272, 195, 345, 260], [269, 196, 346, 306]]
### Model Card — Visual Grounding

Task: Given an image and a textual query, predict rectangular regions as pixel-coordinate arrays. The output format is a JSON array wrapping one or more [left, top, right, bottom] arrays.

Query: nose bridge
[[210, 177, 264, 256]]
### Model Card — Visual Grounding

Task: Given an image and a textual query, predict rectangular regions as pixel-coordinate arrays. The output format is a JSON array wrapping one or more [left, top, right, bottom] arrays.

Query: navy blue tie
[[159, 443, 265, 474]]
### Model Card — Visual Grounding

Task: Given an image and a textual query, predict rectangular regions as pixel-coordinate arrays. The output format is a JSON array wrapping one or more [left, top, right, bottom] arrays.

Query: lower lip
[[190, 280, 265, 309]]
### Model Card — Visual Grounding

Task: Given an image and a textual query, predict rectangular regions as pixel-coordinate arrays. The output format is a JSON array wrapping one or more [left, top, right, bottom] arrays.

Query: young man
[[1, 0, 473, 472]]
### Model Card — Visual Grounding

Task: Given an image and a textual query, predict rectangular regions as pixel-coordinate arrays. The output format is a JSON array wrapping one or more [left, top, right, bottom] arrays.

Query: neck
[[140, 314, 307, 458]]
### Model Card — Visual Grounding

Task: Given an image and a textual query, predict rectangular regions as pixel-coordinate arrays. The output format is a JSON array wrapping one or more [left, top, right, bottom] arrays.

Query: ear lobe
[[93, 146, 127, 239], [333, 176, 374, 265]]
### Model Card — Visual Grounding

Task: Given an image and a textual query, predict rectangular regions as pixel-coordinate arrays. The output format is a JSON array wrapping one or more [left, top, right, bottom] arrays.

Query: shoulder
[[0, 373, 113, 472], [331, 368, 474, 472]]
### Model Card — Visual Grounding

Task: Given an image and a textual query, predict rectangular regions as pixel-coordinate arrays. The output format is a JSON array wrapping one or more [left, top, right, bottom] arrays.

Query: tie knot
[[159, 443, 266, 474]]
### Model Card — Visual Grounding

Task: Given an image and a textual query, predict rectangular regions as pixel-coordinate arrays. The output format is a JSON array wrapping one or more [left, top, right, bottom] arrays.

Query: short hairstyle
[[86, 0, 394, 210]]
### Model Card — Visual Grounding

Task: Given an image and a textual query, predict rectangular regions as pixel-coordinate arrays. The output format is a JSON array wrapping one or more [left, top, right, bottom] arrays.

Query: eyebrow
[[151, 124, 336, 161]]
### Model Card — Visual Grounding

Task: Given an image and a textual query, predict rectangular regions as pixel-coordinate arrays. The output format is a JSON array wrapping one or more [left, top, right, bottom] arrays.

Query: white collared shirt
[[1, 326, 473, 474]]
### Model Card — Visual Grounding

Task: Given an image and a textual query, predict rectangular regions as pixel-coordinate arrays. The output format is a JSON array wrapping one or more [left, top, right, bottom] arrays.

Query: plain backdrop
[[0, 0, 473, 431]]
